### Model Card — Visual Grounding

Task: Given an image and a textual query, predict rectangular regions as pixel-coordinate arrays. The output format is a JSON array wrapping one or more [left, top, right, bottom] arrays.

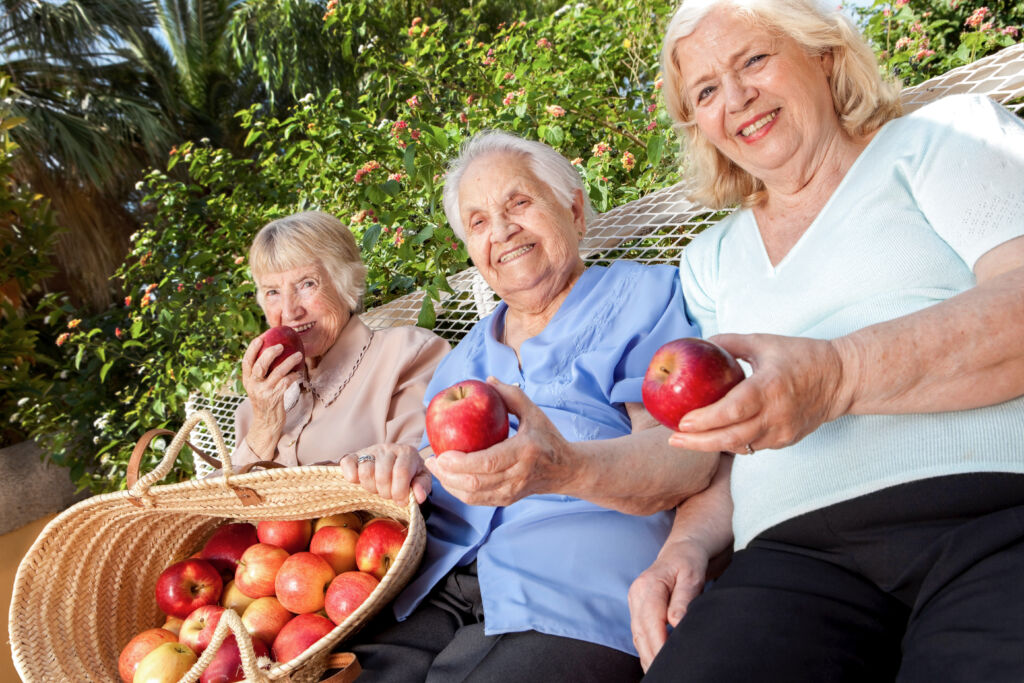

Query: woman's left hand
[[336, 443, 431, 504], [669, 333, 848, 454], [423, 378, 575, 506]]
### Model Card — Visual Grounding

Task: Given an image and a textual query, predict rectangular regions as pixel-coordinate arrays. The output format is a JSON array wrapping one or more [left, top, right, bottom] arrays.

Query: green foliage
[[855, 0, 1023, 86], [0, 74, 64, 448], [20, 0, 680, 492]]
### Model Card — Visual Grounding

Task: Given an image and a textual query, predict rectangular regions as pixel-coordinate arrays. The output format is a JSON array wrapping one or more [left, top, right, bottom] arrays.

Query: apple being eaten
[[355, 518, 407, 580], [641, 337, 745, 430], [425, 379, 509, 454], [154, 558, 224, 619], [259, 325, 304, 373]]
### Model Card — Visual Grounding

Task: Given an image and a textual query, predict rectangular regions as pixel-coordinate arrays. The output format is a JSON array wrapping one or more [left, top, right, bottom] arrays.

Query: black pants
[[348, 562, 643, 683], [644, 473, 1024, 683]]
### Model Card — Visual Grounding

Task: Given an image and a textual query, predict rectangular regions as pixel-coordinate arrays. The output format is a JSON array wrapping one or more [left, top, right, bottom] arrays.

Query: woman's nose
[[490, 215, 520, 242], [724, 73, 756, 112], [281, 290, 305, 321]]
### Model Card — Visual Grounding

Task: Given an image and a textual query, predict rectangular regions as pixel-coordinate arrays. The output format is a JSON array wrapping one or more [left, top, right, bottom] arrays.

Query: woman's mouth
[[498, 244, 534, 264], [739, 109, 778, 138], [292, 322, 315, 334]]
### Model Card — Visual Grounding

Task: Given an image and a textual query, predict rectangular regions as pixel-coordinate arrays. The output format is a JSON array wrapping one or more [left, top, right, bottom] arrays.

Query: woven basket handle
[[125, 428, 223, 488], [127, 410, 236, 499], [179, 608, 271, 683]]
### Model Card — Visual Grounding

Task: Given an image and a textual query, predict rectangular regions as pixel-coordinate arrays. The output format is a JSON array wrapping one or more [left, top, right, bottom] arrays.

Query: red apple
[[201, 522, 259, 582], [271, 613, 336, 664], [324, 571, 379, 626], [275, 551, 336, 614], [641, 337, 745, 430], [161, 616, 184, 637], [235, 543, 290, 599], [354, 518, 407, 580], [241, 596, 294, 646], [179, 604, 225, 656], [199, 633, 269, 683], [310, 525, 360, 574], [259, 325, 304, 373], [132, 642, 197, 683], [220, 580, 256, 613], [154, 558, 224, 619], [425, 379, 509, 453], [118, 628, 177, 683], [313, 512, 363, 533], [256, 519, 312, 555]]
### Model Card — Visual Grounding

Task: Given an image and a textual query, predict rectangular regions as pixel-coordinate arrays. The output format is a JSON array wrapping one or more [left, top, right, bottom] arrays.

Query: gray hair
[[442, 130, 596, 239], [249, 211, 367, 313]]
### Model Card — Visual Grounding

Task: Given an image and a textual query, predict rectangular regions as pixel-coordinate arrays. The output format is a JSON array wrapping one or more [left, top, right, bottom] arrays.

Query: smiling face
[[458, 151, 585, 312], [672, 7, 840, 188], [255, 262, 350, 366]]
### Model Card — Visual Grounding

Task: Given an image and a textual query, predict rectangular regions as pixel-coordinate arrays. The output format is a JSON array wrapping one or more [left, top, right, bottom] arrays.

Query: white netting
[[186, 44, 1024, 470]]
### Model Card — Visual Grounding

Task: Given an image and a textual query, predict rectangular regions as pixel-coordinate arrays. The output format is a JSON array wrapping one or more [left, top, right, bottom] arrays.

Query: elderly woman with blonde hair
[[627, 0, 1024, 680], [232, 211, 449, 502]]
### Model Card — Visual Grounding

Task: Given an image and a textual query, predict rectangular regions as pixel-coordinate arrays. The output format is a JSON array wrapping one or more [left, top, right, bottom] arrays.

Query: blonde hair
[[249, 211, 368, 312], [661, 0, 902, 208]]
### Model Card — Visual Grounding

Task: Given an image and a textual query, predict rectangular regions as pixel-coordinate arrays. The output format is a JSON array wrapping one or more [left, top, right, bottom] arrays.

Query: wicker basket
[[9, 410, 426, 682]]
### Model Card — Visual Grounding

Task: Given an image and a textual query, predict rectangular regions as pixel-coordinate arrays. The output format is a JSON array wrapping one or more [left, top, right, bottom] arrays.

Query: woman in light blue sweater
[[630, 1, 1024, 681]]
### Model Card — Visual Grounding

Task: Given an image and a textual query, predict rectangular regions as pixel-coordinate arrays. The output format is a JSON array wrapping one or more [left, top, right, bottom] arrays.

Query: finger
[[241, 336, 264, 374], [337, 453, 359, 483], [265, 351, 304, 381], [629, 579, 670, 671], [668, 417, 763, 454], [485, 376, 535, 420], [666, 579, 702, 626], [411, 470, 432, 504], [374, 451, 397, 501], [389, 453, 418, 502], [676, 380, 759, 433], [707, 332, 760, 365], [357, 455, 379, 495]]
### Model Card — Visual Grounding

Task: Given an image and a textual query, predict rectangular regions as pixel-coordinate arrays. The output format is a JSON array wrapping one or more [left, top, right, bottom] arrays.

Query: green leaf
[[403, 145, 417, 178], [362, 223, 382, 252], [417, 297, 436, 328], [647, 135, 664, 167], [100, 361, 114, 383]]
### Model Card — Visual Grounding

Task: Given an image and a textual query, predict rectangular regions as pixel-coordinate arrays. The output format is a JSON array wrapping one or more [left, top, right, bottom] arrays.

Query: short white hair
[[442, 130, 596, 239]]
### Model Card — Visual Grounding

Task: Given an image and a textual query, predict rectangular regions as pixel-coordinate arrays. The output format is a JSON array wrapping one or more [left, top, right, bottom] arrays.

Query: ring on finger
[[744, 443, 755, 455], [356, 453, 376, 465]]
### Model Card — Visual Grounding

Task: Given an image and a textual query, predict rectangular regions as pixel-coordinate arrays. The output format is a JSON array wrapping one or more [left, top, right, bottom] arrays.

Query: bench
[[186, 43, 1024, 475]]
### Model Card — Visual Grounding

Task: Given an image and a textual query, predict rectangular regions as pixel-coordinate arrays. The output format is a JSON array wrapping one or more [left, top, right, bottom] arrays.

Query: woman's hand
[[240, 335, 304, 456], [337, 443, 431, 504], [668, 333, 848, 454], [423, 378, 575, 506], [628, 536, 712, 671]]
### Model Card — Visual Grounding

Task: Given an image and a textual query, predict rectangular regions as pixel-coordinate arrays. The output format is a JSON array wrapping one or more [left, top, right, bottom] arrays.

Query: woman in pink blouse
[[231, 211, 449, 502]]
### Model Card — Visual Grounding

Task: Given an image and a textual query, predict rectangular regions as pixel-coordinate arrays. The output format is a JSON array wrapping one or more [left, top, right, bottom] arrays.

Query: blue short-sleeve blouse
[[392, 260, 700, 655]]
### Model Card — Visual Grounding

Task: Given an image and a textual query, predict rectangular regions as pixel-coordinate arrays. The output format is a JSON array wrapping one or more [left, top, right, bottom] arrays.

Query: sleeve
[[608, 263, 703, 405], [384, 329, 451, 448], [911, 95, 1024, 270]]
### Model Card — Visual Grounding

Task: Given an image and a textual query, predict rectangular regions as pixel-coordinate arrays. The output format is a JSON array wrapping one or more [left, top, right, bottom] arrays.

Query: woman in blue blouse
[[342, 131, 721, 682]]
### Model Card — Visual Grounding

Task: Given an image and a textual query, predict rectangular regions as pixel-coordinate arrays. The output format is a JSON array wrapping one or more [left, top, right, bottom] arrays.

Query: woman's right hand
[[240, 335, 304, 454]]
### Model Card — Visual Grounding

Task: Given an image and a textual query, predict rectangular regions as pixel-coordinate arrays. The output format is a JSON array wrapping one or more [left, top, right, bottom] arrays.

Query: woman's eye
[[745, 54, 768, 67], [697, 86, 715, 102], [301, 279, 316, 289]]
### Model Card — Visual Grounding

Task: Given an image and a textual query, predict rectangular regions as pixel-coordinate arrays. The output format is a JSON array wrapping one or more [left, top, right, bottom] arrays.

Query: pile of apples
[[120, 512, 408, 683]]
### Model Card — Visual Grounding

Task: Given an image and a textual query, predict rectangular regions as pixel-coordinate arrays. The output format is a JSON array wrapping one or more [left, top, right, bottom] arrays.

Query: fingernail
[[678, 421, 693, 431]]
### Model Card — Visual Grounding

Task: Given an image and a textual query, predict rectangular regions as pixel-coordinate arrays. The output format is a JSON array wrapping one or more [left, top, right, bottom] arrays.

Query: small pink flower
[[570, 157, 583, 166], [621, 151, 636, 171], [915, 48, 935, 60], [351, 210, 370, 224], [482, 57, 495, 66], [545, 104, 566, 117], [965, 6, 990, 28], [592, 141, 611, 157], [537, 38, 553, 49], [410, 129, 421, 140], [406, 95, 420, 108], [504, 72, 515, 80], [895, 0, 908, 6], [466, 95, 475, 106], [145, 283, 157, 294], [459, 112, 468, 123], [56, 332, 70, 347], [883, 8, 891, 17], [124, 296, 132, 307], [389, 172, 404, 182], [67, 318, 81, 329], [176, 283, 184, 292], [503, 92, 516, 106], [895, 36, 913, 50], [393, 120, 409, 132], [234, 256, 245, 265], [654, 78, 663, 91], [647, 102, 657, 113], [411, 16, 422, 26], [115, 327, 123, 338], [1002, 26, 1020, 37], [394, 227, 405, 246], [646, 120, 657, 131]]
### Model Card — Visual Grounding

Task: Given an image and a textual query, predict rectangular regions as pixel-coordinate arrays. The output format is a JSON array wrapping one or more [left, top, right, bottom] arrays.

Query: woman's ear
[[820, 47, 835, 81], [571, 188, 587, 239]]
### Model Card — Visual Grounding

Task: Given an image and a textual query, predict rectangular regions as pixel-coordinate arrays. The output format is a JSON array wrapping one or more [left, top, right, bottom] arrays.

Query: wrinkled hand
[[337, 443, 431, 504], [669, 333, 848, 454], [628, 538, 711, 671], [423, 378, 575, 506], [240, 335, 305, 446]]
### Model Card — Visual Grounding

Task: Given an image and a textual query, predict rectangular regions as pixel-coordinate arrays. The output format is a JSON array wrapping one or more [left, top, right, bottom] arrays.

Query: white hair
[[442, 130, 596, 239]]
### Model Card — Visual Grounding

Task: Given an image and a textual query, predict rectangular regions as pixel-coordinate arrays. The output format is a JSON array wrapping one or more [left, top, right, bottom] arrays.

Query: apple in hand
[[271, 613, 336, 664], [179, 604, 225, 656], [256, 519, 312, 555], [199, 633, 269, 683], [275, 551, 336, 614], [324, 571, 379, 626], [235, 543, 290, 599], [132, 642, 197, 683], [313, 512, 363, 533], [118, 628, 177, 683], [310, 525, 360, 574], [425, 379, 509, 453], [155, 558, 224, 619], [201, 522, 258, 582], [641, 337, 745, 430], [355, 518, 407, 580], [241, 596, 294, 646], [259, 325, 304, 373]]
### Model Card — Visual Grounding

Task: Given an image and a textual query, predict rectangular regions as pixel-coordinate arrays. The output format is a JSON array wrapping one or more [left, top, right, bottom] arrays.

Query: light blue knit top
[[679, 95, 1024, 549]]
